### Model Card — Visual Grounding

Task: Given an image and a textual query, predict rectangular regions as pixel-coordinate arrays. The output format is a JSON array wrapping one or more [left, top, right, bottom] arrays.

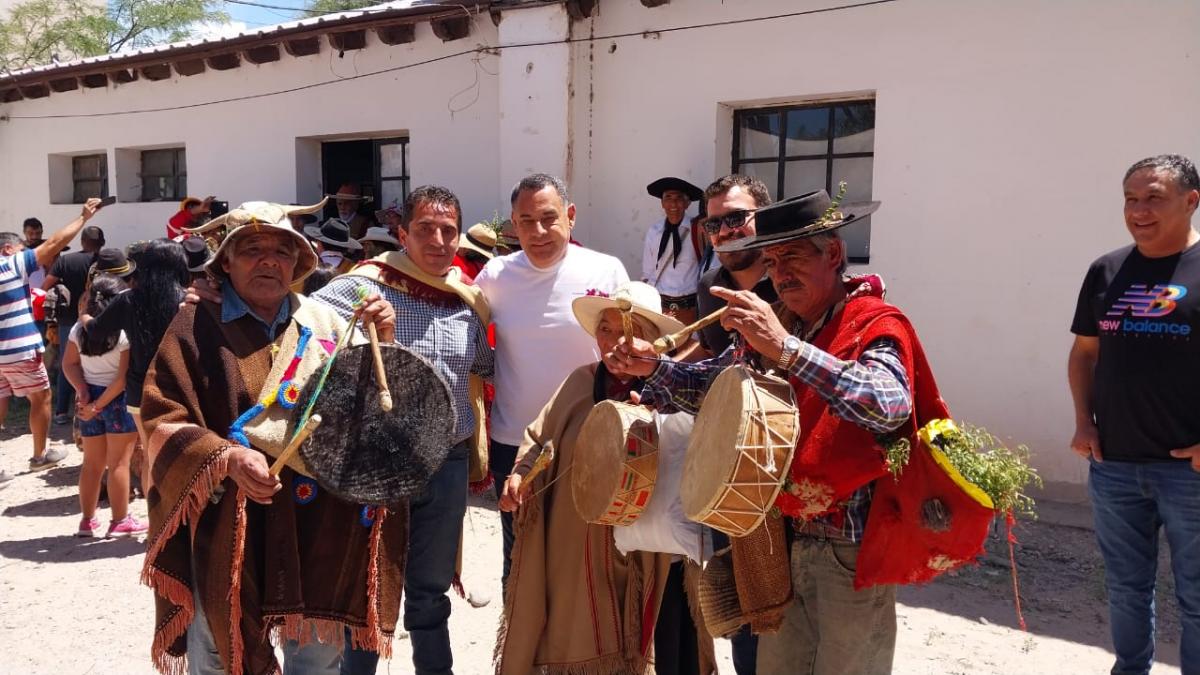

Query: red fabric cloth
[[450, 253, 485, 281], [775, 293, 917, 520], [769, 281, 993, 589], [30, 288, 46, 322], [854, 431, 995, 589], [849, 303, 992, 589], [167, 210, 193, 239]]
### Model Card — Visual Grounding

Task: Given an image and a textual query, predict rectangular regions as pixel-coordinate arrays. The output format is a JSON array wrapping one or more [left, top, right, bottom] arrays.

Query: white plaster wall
[[568, 0, 1200, 493], [0, 16, 503, 244], [497, 3, 571, 204], [2, 0, 1198, 493]]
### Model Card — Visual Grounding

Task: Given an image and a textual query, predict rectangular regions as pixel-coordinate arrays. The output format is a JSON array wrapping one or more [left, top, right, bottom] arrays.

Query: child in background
[[62, 274, 145, 538]]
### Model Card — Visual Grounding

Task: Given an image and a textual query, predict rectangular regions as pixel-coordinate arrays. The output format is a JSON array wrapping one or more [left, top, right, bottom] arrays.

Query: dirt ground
[[0, 406, 1185, 675]]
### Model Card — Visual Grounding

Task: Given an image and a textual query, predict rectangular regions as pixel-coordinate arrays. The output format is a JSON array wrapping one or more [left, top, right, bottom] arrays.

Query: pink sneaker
[[76, 516, 100, 538], [107, 515, 148, 538]]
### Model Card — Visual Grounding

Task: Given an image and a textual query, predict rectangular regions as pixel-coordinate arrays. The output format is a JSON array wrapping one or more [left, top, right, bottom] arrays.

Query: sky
[[216, 0, 312, 30]]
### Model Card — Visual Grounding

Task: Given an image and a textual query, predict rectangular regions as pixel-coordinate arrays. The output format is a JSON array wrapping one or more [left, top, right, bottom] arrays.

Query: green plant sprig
[[931, 424, 1043, 518]]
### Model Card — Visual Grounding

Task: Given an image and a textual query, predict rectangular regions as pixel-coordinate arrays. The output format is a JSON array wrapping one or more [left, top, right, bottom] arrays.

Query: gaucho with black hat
[[641, 176, 706, 324], [610, 184, 967, 675], [305, 217, 363, 274]]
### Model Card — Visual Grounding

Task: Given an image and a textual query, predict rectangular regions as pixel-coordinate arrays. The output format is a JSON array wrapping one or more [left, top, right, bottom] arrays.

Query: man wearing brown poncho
[[495, 282, 715, 675], [140, 201, 402, 675]]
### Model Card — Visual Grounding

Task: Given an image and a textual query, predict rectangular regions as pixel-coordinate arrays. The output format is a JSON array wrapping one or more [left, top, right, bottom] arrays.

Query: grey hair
[[1124, 154, 1199, 193], [511, 173, 569, 206], [0, 232, 25, 250], [809, 232, 848, 274]]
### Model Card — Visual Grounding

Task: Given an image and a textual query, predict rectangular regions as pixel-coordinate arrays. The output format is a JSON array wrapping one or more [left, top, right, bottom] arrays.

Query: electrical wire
[[4, 0, 898, 120]]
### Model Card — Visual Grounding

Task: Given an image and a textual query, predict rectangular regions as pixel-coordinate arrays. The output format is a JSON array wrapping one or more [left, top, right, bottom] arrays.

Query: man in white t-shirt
[[474, 173, 629, 589]]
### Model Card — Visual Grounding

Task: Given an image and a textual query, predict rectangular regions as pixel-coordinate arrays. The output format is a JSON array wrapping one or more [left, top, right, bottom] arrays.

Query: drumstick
[[366, 322, 394, 412], [615, 296, 635, 344], [652, 306, 728, 353], [520, 441, 556, 489], [269, 414, 323, 477]]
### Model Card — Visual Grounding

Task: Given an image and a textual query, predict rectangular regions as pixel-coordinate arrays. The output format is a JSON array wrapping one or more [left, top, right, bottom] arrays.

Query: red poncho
[[773, 280, 993, 589]]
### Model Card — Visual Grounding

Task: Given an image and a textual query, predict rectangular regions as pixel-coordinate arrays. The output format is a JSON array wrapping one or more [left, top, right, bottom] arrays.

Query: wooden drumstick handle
[[366, 321, 394, 412], [615, 296, 635, 344], [652, 306, 728, 353], [269, 414, 323, 477]]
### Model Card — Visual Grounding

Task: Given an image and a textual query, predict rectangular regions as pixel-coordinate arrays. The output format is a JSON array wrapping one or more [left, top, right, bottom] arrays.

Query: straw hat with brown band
[[184, 198, 327, 284], [458, 223, 500, 259]]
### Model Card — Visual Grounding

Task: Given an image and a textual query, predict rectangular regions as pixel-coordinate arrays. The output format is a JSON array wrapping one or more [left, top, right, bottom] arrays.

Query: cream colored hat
[[458, 222, 498, 259], [572, 281, 685, 340], [184, 198, 325, 284], [358, 226, 401, 247]]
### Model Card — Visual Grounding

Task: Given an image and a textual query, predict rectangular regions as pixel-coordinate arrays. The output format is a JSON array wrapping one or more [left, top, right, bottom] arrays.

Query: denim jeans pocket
[[827, 541, 859, 577]]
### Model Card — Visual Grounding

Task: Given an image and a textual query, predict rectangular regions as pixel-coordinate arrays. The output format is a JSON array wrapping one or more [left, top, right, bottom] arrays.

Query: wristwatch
[[777, 335, 803, 371]]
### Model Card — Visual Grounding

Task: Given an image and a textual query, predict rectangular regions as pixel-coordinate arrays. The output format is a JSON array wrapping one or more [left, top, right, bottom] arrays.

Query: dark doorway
[[320, 137, 410, 222]]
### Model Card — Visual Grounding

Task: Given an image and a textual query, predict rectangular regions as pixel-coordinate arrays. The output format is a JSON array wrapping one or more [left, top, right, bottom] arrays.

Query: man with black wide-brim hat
[[305, 216, 363, 274], [641, 176, 705, 324], [610, 188, 962, 674]]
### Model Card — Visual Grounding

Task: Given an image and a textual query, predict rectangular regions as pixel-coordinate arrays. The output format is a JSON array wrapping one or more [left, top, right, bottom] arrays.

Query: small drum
[[682, 366, 799, 537], [572, 400, 660, 526]]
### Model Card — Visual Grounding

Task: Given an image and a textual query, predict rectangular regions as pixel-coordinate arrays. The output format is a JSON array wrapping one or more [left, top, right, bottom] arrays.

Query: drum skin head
[[682, 368, 748, 517], [682, 366, 799, 537], [295, 343, 456, 505], [572, 400, 658, 524]]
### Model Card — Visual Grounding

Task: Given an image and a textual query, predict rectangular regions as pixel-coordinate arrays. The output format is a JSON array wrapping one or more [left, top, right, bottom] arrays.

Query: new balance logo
[[1106, 284, 1187, 318]]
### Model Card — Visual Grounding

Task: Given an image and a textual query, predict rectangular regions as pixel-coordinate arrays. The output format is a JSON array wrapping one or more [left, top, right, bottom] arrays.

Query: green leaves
[[1, 0, 227, 73], [933, 423, 1043, 518], [305, 0, 378, 14]]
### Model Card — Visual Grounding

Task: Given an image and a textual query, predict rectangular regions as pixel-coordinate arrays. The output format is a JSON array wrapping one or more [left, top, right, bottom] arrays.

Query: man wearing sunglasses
[[693, 175, 779, 361]]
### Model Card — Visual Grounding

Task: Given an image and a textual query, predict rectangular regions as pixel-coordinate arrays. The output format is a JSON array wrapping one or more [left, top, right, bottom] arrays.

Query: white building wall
[[1, 0, 1198, 493], [0, 17, 503, 244], [568, 0, 1200, 495]]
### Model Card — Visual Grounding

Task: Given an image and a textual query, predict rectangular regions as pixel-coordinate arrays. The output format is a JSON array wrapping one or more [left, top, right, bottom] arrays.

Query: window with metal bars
[[140, 147, 187, 202], [71, 154, 108, 204], [733, 100, 875, 262]]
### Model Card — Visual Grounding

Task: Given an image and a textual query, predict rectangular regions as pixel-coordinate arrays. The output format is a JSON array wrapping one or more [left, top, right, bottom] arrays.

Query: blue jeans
[[1089, 460, 1200, 675], [490, 439, 519, 594], [344, 444, 469, 675]]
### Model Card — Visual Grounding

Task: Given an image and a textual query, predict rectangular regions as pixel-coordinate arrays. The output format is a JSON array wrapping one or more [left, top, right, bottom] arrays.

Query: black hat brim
[[714, 201, 881, 253], [97, 259, 137, 278], [647, 177, 703, 202], [304, 224, 363, 251]]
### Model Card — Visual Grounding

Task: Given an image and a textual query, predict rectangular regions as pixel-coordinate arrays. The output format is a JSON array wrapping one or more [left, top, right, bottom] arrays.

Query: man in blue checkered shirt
[[311, 186, 493, 675]]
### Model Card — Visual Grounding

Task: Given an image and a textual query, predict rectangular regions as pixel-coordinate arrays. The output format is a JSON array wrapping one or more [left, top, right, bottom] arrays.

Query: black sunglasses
[[702, 209, 756, 235]]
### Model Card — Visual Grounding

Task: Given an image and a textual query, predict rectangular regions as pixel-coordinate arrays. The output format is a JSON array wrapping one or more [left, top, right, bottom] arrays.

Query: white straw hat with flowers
[[572, 281, 685, 339]]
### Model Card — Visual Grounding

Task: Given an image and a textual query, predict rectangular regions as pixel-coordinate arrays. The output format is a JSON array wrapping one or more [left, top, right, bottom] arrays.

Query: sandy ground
[[0, 411, 1185, 675]]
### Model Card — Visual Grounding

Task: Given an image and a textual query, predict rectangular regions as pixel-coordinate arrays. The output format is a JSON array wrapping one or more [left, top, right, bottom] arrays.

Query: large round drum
[[293, 343, 456, 506], [682, 366, 799, 537], [572, 400, 659, 526]]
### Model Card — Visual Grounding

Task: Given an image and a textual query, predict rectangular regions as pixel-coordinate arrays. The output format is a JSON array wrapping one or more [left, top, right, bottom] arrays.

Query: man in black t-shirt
[[42, 224, 104, 423], [1068, 154, 1200, 675]]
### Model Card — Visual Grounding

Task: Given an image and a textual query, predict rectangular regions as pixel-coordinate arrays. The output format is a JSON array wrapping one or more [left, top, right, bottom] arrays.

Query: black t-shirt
[[695, 265, 778, 356], [1071, 243, 1200, 462], [48, 250, 95, 326]]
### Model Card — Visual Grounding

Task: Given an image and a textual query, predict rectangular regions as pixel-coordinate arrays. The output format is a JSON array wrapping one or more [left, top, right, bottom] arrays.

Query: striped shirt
[[641, 337, 911, 542], [0, 249, 44, 364]]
